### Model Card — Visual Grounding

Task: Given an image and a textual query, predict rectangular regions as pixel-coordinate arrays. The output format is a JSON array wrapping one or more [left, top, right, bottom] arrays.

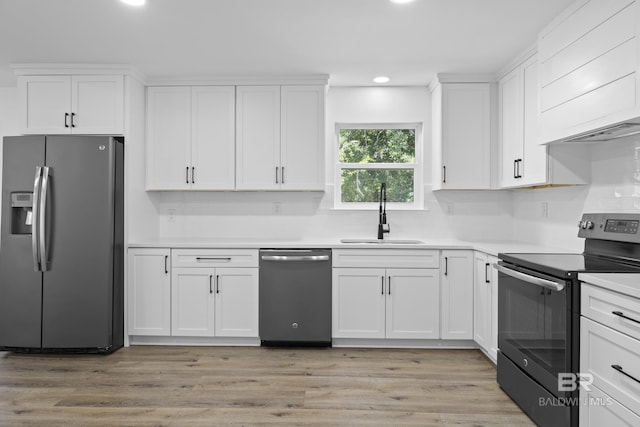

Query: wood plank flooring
[[0, 346, 534, 426]]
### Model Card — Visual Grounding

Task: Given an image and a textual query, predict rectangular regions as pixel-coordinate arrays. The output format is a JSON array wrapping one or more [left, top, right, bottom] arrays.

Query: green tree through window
[[337, 126, 418, 205]]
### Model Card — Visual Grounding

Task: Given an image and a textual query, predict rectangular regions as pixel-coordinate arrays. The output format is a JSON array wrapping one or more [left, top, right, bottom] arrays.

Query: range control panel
[[578, 213, 640, 242]]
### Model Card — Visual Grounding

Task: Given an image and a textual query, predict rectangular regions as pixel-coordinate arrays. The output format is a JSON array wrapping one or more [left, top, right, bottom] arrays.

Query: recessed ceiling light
[[373, 76, 390, 84], [390, 0, 415, 4], [121, 0, 145, 6]]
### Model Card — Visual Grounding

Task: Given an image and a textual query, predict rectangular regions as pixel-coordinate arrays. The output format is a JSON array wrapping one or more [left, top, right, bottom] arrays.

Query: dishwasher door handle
[[261, 255, 330, 262]]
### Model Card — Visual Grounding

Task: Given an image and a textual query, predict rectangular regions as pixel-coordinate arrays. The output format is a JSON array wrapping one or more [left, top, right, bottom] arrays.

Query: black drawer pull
[[612, 311, 640, 325], [611, 364, 640, 385], [196, 257, 232, 261]]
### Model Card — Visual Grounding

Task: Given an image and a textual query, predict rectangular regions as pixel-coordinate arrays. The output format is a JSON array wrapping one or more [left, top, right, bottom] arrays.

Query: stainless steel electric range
[[496, 213, 640, 427]]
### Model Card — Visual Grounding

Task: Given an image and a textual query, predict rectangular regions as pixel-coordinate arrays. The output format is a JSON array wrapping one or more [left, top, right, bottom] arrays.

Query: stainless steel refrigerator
[[0, 135, 124, 353]]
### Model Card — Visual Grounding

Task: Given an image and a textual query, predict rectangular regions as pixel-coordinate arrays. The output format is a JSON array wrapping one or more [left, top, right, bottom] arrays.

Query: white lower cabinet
[[171, 268, 216, 337], [332, 267, 440, 339], [128, 248, 258, 340], [332, 268, 386, 338], [440, 250, 474, 340], [580, 282, 640, 425], [332, 249, 441, 341], [172, 267, 258, 338], [127, 248, 171, 336], [473, 251, 498, 362]]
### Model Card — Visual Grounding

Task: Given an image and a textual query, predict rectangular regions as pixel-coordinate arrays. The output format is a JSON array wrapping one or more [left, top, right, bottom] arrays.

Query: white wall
[[512, 136, 640, 251]]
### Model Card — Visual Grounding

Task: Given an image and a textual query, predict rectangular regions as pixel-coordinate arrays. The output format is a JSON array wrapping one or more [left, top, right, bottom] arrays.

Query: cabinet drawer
[[581, 317, 640, 416], [582, 283, 640, 341], [172, 249, 258, 268], [332, 249, 439, 269], [580, 384, 640, 427]]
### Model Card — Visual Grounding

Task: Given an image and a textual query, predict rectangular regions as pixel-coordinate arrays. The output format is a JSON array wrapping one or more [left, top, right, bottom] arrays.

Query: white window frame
[[334, 123, 423, 210]]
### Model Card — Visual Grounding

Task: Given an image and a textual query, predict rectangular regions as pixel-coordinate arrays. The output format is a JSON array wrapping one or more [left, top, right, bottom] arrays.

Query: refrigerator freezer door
[[41, 136, 117, 350], [0, 136, 45, 349]]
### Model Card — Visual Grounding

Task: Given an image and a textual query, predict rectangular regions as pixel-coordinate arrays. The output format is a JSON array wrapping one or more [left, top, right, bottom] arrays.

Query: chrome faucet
[[378, 182, 390, 239]]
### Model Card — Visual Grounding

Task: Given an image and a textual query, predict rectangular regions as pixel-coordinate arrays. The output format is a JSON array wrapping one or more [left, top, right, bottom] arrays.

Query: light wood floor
[[0, 346, 534, 426]]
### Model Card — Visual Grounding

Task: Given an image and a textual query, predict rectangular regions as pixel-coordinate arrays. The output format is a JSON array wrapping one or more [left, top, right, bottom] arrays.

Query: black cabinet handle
[[209, 275, 213, 294], [443, 165, 446, 183], [192, 166, 195, 184], [485, 262, 490, 283], [381, 276, 384, 295], [64, 113, 70, 128], [388, 276, 391, 295], [216, 275, 220, 294], [281, 166, 285, 184], [71, 112, 76, 128], [611, 364, 640, 385], [516, 159, 523, 178], [444, 257, 448, 276], [275, 166, 279, 184], [612, 311, 640, 324], [164, 255, 168, 274], [186, 166, 189, 184], [513, 159, 517, 179]]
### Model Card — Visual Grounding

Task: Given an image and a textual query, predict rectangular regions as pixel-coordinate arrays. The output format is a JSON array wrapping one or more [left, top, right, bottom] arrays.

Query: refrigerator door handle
[[39, 166, 51, 272], [31, 167, 43, 272]]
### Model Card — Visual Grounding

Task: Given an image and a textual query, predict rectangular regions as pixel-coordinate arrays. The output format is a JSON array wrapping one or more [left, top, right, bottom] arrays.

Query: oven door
[[496, 262, 573, 397]]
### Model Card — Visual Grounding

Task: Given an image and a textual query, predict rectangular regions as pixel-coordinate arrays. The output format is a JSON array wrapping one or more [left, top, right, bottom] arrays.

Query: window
[[335, 123, 422, 209]]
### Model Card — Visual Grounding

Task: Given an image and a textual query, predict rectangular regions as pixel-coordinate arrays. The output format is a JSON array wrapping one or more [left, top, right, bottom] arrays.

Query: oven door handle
[[494, 263, 565, 292]]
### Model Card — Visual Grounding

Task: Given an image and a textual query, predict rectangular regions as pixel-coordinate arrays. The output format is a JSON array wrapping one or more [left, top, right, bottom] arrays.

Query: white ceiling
[[0, 0, 575, 87]]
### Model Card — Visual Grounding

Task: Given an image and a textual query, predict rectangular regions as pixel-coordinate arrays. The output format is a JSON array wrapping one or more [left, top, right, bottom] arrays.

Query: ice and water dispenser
[[11, 192, 33, 235]]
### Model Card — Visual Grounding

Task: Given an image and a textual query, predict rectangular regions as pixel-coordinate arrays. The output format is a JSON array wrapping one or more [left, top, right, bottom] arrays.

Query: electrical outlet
[[446, 203, 454, 215], [168, 209, 176, 222], [541, 202, 549, 218]]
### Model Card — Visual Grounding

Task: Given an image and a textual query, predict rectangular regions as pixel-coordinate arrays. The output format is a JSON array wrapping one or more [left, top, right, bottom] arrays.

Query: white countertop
[[128, 238, 568, 257], [579, 273, 640, 299]]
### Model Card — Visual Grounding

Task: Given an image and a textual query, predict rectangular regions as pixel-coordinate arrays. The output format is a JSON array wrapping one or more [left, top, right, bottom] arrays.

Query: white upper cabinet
[[146, 86, 191, 190], [17, 74, 124, 135], [538, 0, 640, 143], [146, 86, 236, 190], [280, 86, 325, 190], [431, 79, 495, 190], [236, 85, 325, 191], [191, 87, 236, 190], [236, 86, 281, 190], [498, 51, 590, 188], [498, 54, 548, 188]]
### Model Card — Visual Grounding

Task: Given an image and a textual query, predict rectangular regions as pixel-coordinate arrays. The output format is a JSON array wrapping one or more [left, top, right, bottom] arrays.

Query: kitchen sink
[[340, 239, 424, 244]]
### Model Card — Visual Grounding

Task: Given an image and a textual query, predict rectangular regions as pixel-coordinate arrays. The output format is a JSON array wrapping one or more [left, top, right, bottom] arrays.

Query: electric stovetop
[[498, 252, 640, 279]]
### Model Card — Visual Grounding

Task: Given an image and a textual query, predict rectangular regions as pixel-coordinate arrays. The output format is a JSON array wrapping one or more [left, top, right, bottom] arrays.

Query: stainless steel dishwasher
[[259, 249, 332, 346]]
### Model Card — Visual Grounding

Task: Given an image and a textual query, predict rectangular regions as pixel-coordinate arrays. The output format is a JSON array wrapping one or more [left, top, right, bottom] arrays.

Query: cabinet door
[[280, 85, 325, 190], [191, 86, 236, 190], [71, 75, 124, 134], [520, 55, 547, 186], [146, 86, 191, 190], [236, 86, 281, 190], [214, 268, 259, 337], [473, 252, 491, 351], [488, 255, 499, 361], [17, 75, 71, 134], [440, 84, 492, 189], [499, 67, 523, 188], [332, 268, 386, 339], [386, 268, 440, 339], [171, 268, 216, 337], [127, 249, 171, 336], [441, 250, 474, 340]]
